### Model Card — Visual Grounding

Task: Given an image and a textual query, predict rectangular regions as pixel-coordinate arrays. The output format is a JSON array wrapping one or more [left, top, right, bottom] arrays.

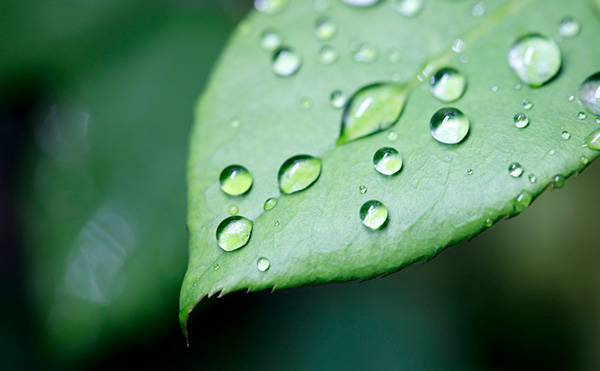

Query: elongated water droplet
[[508, 34, 561, 87], [220, 165, 253, 196], [508, 162, 523, 178], [395, 0, 424, 17], [330, 90, 348, 108], [341, 0, 381, 6], [264, 197, 278, 211], [359, 185, 367, 194], [216, 216, 253, 251], [559, 17, 581, 37], [353, 43, 379, 63], [254, 0, 288, 14], [319, 45, 338, 65], [373, 147, 403, 176], [528, 174, 537, 183], [568, 95, 575, 102], [314, 17, 337, 40], [577, 112, 587, 120], [257, 257, 270, 272], [229, 205, 239, 215], [552, 174, 565, 189], [359, 200, 388, 230], [561, 130, 571, 140], [523, 99, 533, 110], [585, 128, 600, 150], [579, 72, 600, 115], [513, 113, 529, 128], [513, 191, 533, 213], [272, 47, 302, 77], [278, 155, 322, 194], [430, 67, 467, 102], [338, 84, 407, 145], [429, 107, 470, 144], [260, 29, 282, 51]]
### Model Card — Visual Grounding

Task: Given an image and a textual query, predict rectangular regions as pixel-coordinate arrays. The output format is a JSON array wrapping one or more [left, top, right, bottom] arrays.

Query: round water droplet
[[577, 112, 587, 120], [430, 67, 467, 102], [353, 43, 379, 63], [515, 83, 523, 90], [581, 156, 590, 165], [484, 218, 493, 227], [387, 131, 398, 141], [585, 128, 600, 150], [568, 95, 575, 102], [278, 155, 322, 194], [452, 39, 465, 53], [373, 147, 403, 176], [459, 54, 469, 64], [359, 185, 367, 194], [467, 168, 473, 175], [387, 48, 402, 63], [561, 130, 571, 140], [216, 216, 253, 252], [257, 257, 270, 272], [264, 197, 278, 211], [319, 45, 338, 65], [272, 47, 302, 77], [314, 17, 337, 40], [513, 113, 529, 128], [274, 221, 280, 226], [579, 72, 600, 115], [491, 85, 499, 92], [513, 191, 533, 213], [359, 200, 388, 230], [559, 17, 581, 37], [548, 149, 556, 156], [528, 174, 537, 183], [395, 0, 424, 17], [341, 0, 381, 6], [523, 99, 533, 110], [471, 2, 487, 17], [508, 162, 523, 178], [230, 117, 241, 128], [220, 165, 253, 196], [214, 264, 220, 270], [330, 90, 348, 109], [301, 97, 313, 109], [508, 34, 562, 87], [254, 0, 288, 14], [552, 174, 565, 189], [429, 107, 470, 145], [229, 205, 239, 215], [260, 29, 282, 51]]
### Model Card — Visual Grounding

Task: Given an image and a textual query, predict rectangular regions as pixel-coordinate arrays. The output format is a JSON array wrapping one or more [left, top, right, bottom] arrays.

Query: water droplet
[[254, 0, 288, 15], [272, 47, 302, 77], [577, 112, 587, 120], [353, 43, 380, 63], [264, 197, 278, 211], [579, 72, 600, 115], [216, 216, 253, 252], [214, 264, 220, 270], [359, 200, 388, 230], [513, 113, 529, 128], [568, 95, 575, 102], [338, 84, 407, 145], [467, 168, 474, 175], [429, 107, 470, 145], [341, 0, 381, 6], [395, 0, 424, 17], [459, 54, 469, 64], [513, 191, 533, 213], [596, 118, 600, 125], [561, 130, 571, 140], [373, 147, 403, 176], [387, 131, 398, 141], [274, 221, 280, 226], [559, 17, 581, 37], [260, 29, 282, 51], [257, 257, 270, 272], [430, 67, 467, 102], [484, 218, 493, 227], [330, 90, 348, 109], [523, 99, 533, 110], [471, 1, 487, 17], [508, 162, 523, 178], [318, 45, 338, 65], [387, 49, 402, 63], [528, 174, 537, 183], [491, 85, 499, 92], [314, 17, 337, 40], [220, 165, 253, 196], [585, 128, 600, 150], [548, 149, 556, 156], [581, 156, 590, 165], [515, 83, 523, 90], [278, 155, 322, 194], [508, 34, 562, 87], [301, 97, 313, 109], [359, 185, 367, 194], [228, 205, 239, 215], [452, 39, 465, 53], [230, 117, 241, 128], [552, 174, 565, 189]]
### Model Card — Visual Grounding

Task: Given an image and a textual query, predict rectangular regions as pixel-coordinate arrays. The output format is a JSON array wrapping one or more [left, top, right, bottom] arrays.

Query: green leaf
[[181, 0, 600, 337]]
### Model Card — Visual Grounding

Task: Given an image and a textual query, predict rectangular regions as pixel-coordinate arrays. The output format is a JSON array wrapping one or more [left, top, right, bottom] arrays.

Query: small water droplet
[[341, 0, 382, 6], [523, 99, 533, 110], [257, 257, 270, 272], [264, 197, 278, 211], [581, 156, 590, 165], [359, 200, 388, 230], [395, 0, 424, 17], [467, 168, 473, 175], [452, 39, 465, 53], [314, 17, 337, 41], [301, 97, 313, 109], [214, 264, 220, 270], [220, 165, 253, 196], [568, 95, 575, 102], [373, 147, 403, 176], [508, 162, 523, 178], [561, 130, 571, 140], [513, 113, 529, 129], [330, 90, 348, 109], [515, 83, 523, 90], [216, 216, 253, 251], [471, 1, 487, 17], [585, 128, 600, 150], [559, 17, 581, 37], [230, 117, 241, 128], [528, 174, 537, 183], [318, 45, 338, 65], [459, 54, 469, 64], [552, 174, 565, 189], [508, 34, 561, 87], [513, 191, 533, 213], [387, 131, 398, 141], [429, 107, 470, 145], [272, 47, 302, 77], [359, 185, 367, 194], [484, 218, 493, 227], [387, 48, 402, 63], [228, 205, 239, 215], [254, 0, 288, 15], [353, 43, 380, 63], [274, 221, 280, 226], [260, 29, 282, 51], [491, 85, 499, 92], [548, 149, 556, 156], [430, 67, 467, 102], [278, 155, 322, 194], [577, 112, 587, 120]]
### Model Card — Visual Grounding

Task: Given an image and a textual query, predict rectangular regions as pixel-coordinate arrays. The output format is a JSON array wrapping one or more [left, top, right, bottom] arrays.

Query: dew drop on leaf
[[257, 257, 270, 272], [301, 96, 313, 109], [216, 216, 253, 252], [578, 72, 600, 115], [552, 174, 565, 189], [395, 0, 424, 17], [254, 0, 288, 15], [508, 162, 523, 178], [523, 99, 533, 110], [471, 1, 487, 17], [467, 168, 473, 175], [577, 112, 587, 120], [359, 200, 388, 230], [359, 185, 367, 194], [373, 147, 403, 176], [581, 156, 590, 165], [330, 90, 348, 108], [513, 113, 529, 128], [430, 67, 467, 102], [513, 190, 533, 213], [585, 128, 600, 150], [559, 17, 581, 37], [318, 45, 338, 65], [272, 47, 302, 77], [387, 131, 398, 141], [228, 205, 239, 215], [353, 43, 380, 63], [561, 130, 571, 140], [264, 197, 278, 211], [429, 107, 470, 144], [278, 155, 322, 194], [220, 165, 253, 196], [528, 174, 537, 183], [314, 17, 337, 40], [260, 29, 282, 51], [508, 34, 562, 87]]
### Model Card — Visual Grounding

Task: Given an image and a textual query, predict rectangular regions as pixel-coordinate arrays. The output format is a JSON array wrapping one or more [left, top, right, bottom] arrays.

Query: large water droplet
[[585, 128, 600, 150], [552, 174, 565, 189], [341, 0, 381, 6], [395, 0, 424, 17], [254, 0, 288, 14], [257, 257, 270, 272], [353, 43, 379, 63], [430, 67, 467, 102], [429, 107, 470, 144], [216, 216, 253, 252], [508, 34, 561, 87], [513, 113, 529, 128], [513, 191, 533, 213], [278, 155, 322, 194], [319, 45, 338, 65], [264, 197, 278, 211], [330, 90, 348, 109], [559, 17, 581, 37], [272, 47, 302, 77], [359, 200, 388, 230], [338, 84, 408, 145], [508, 162, 523, 178], [578, 72, 600, 115], [220, 165, 253, 196], [260, 29, 282, 51], [314, 17, 337, 40], [373, 147, 403, 176]]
